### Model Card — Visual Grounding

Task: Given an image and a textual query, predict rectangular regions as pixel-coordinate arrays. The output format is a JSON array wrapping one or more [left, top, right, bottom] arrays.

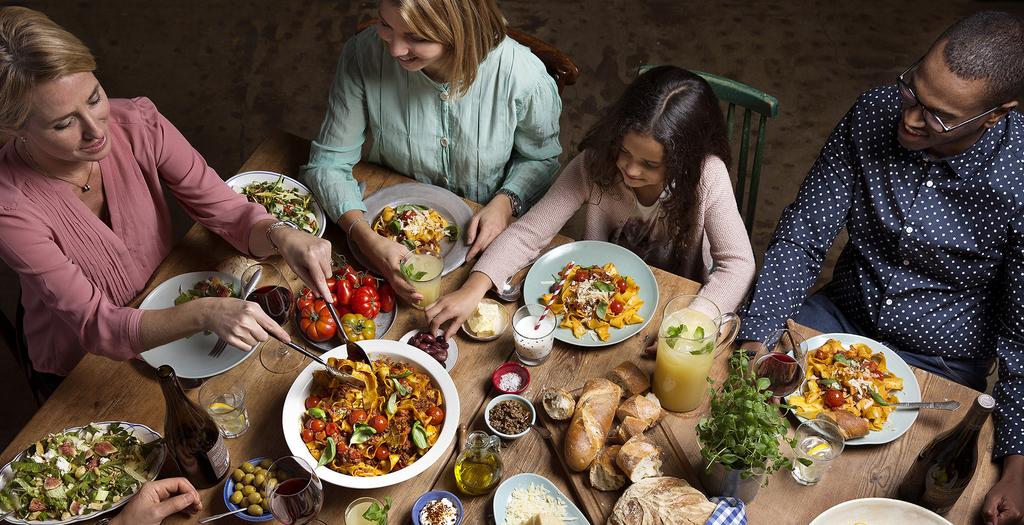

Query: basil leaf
[[362, 496, 393, 525], [388, 370, 413, 379], [444, 224, 459, 241], [392, 377, 411, 397], [317, 437, 336, 468], [350, 423, 377, 445], [385, 393, 398, 417], [833, 354, 853, 366], [596, 302, 608, 320], [388, 219, 403, 234], [693, 326, 705, 340], [410, 421, 428, 449], [689, 341, 714, 355], [867, 387, 891, 406], [306, 407, 327, 420], [819, 378, 841, 390], [592, 281, 614, 293]]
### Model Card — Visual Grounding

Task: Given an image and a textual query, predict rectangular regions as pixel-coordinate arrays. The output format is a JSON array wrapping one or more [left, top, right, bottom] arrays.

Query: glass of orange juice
[[652, 295, 739, 412]]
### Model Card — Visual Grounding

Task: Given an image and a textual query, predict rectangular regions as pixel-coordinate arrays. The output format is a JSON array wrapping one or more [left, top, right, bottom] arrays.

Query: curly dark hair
[[579, 66, 731, 252]]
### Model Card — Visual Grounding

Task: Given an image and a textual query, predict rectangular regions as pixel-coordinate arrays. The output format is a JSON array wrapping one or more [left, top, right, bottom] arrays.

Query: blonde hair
[[391, 0, 507, 98], [0, 7, 96, 134]]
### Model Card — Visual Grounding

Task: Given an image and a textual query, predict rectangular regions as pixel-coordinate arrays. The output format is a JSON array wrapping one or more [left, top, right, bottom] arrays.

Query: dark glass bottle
[[157, 365, 230, 489], [896, 394, 995, 514]]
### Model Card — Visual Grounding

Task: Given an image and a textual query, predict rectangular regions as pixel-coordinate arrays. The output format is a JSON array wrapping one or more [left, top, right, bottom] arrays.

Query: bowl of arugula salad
[[227, 171, 327, 238], [0, 421, 165, 524]]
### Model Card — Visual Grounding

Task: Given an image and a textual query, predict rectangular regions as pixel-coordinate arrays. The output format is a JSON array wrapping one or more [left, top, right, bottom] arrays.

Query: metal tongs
[[323, 301, 372, 366], [268, 333, 365, 389]]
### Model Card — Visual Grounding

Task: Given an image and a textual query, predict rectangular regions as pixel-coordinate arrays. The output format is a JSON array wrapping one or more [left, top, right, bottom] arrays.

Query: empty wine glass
[[241, 263, 301, 374], [751, 328, 807, 398], [266, 456, 326, 525]]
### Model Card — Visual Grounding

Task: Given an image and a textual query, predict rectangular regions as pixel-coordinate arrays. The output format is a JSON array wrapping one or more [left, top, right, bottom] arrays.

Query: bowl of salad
[[227, 171, 327, 238], [0, 421, 165, 524]]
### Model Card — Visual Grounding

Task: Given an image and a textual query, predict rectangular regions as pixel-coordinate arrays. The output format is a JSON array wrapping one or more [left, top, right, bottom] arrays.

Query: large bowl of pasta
[[281, 339, 460, 489]]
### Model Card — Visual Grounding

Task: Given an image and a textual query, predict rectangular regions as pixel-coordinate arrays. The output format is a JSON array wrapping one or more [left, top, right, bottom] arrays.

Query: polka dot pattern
[[739, 85, 1024, 459]]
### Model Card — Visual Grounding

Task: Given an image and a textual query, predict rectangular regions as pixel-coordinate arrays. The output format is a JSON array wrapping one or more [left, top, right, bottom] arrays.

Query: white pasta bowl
[[280, 339, 460, 489]]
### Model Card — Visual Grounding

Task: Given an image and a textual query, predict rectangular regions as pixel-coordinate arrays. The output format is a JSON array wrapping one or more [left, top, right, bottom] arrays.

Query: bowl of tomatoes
[[294, 260, 397, 350]]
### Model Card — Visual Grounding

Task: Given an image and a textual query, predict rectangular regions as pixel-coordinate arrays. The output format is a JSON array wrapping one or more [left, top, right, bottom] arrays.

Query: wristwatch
[[496, 188, 523, 217], [266, 220, 298, 251]]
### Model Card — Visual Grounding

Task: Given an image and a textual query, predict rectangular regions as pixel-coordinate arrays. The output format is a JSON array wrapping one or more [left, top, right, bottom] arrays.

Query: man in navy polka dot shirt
[[739, 12, 1024, 523]]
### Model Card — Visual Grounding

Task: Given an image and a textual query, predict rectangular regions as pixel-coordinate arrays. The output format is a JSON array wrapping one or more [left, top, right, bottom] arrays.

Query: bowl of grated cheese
[[493, 473, 587, 525]]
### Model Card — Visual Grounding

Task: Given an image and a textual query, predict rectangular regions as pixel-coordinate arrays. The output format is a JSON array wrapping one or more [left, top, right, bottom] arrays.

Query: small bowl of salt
[[491, 361, 530, 394]]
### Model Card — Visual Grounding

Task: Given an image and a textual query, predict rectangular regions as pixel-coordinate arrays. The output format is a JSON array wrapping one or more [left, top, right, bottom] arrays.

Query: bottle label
[[206, 432, 230, 479]]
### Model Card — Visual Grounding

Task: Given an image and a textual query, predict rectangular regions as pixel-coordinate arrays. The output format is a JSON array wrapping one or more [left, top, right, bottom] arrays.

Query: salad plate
[[139, 271, 253, 378], [522, 240, 659, 347], [354, 182, 473, 276], [0, 421, 165, 525], [226, 171, 327, 238]]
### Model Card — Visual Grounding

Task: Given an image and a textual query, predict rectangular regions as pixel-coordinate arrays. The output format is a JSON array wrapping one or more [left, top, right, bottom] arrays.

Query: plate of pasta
[[522, 240, 658, 347], [787, 333, 921, 445], [354, 182, 473, 277], [281, 339, 460, 489]]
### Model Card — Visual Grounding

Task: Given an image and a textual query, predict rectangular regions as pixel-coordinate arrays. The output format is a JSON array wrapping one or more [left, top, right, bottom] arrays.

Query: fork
[[209, 268, 262, 358]]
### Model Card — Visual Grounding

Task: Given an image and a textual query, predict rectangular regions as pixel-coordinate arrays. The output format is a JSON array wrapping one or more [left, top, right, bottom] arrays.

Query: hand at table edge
[[983, 455, 1024, 525], [108, 477, 201, 525]]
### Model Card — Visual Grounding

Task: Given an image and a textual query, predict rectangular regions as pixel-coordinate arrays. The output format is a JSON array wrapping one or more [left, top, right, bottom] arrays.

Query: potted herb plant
[[696, 349, 796, 502]]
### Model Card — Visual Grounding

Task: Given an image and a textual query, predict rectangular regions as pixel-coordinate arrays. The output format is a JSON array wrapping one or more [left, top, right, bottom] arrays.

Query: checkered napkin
[[704, 497, 747, 525]]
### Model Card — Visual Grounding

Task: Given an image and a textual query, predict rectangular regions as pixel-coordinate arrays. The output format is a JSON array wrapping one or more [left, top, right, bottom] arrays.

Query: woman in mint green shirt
[[301, 0, 562, 302]]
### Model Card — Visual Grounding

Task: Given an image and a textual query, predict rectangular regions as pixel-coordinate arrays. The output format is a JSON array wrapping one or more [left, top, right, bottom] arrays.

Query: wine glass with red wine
[[241, 263, 302, 374], [266, 456, 326, 525], [751, 328, 807, 398]]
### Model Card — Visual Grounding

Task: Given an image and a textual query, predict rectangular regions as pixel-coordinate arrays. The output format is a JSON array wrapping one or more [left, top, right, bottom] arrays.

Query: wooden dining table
[[1, 131, 1001, 525]]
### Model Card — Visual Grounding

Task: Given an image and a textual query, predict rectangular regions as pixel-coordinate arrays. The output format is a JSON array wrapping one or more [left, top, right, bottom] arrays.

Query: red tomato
[[824, 389, 846, 408], [301, 429, 315, 443], [334, 280, 354, 307], [348, 409, 367, 425], [378, 282, 395, 313], [609, 299, 625, 316], [374, 445, 390, 460], [325, 277, 338, 295], [296, 288, 315, 311], [426, 406, 444, 426], [299, 300, 337, 342], [336, 441, 348, 455], [334, 264, 359, 287], [304, 396, 320, 410], [308, 419, 326, 432], [369, 415, 388, 433], [325, 422, 340, 436], [573, 269, 590, 282], [360, 274, 378, 291], [616, 277, 628, 294], [351, 287, 380, 318]]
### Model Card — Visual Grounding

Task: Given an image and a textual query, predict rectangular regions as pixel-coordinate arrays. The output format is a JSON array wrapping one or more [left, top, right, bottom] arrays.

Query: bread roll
[[565, 378, 621, 471], [589, 445, 627, 491], [541, 388, 576, 421], [817, 410, 869, 440], [606, 361, 650, 398], [216, 255, 258, 280], [609, 476, 716, 525], [616, 436, 662, 482], [616, 393, 664, 426], [613, 416, 650, 444]]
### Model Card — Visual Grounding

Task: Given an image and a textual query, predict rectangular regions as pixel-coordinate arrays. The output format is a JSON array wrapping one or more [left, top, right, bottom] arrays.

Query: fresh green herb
[[819, 378, 842, 390], [666, 324, 689, 338], [388, 219, 403, 235], [693, 326, 705, 339], [306, 407, 327, 420], [361, 496, 393, 525], [400, 260, 427, 282], [696, 349, 795, 481], [395, 204, 429, 213], [388, 370, 413, 379], [317, 437, 336, 468], [833, 354, 853, 367], [592, 281, 615, 293], [410, 421, 429, 449], [690, 341, 714, 356], [867, 387, 891, 406], [402, 239, 417, 250], [596, 301, 609, 320], [444, 224, 459, 241], [350, 423, 377, 445], [385, 393, 398, 416], [392, 377, 411, 397]]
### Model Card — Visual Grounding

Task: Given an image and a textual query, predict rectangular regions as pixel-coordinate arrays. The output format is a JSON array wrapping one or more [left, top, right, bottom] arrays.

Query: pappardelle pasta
[[300, 357, 446, 477], [540, 262, 644, 341], [789, 339, 904, 432], [373, 204, 458, 253]]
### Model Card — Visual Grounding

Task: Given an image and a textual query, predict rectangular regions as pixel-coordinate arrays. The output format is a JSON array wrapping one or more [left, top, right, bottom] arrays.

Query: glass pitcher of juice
[[454, 431, 502, 495], [653, 295, 740, 412]]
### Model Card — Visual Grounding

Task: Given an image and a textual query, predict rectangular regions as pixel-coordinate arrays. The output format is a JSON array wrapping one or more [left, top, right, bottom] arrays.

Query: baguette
[[589, 445, 627, 491], [616, 435, 663, 482], [817, 410, 870, 440], [616, 393, 664, 426], [612, 416, 650, 444], [606, 361, 650, 398], [565, 378, 622, 471], [541, 388, 576, 421]]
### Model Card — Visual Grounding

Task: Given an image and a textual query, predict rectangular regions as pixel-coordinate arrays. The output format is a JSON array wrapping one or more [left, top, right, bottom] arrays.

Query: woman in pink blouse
[[0, 7, 334, 391]]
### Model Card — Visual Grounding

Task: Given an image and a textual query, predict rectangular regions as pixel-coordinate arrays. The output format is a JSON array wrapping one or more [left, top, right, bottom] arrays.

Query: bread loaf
[[609, 476, 716, 525], [613, 416, 650, 444], [616, 435, 662, 482], [541, 388, 576, 421], [564, 378, 621, 471], [817, 410, 869, 440], [589, 445, 627, 491], [606, 361, 650, 398], [617, 393, 664, 426]]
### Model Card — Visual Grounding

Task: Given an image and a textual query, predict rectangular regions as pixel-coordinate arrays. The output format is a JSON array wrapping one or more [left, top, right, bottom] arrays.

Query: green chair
[[639, 66, 779, 234]]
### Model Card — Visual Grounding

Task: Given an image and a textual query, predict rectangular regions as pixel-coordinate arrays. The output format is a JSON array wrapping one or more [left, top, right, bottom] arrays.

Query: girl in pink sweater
[[427, 66, 755, 338]]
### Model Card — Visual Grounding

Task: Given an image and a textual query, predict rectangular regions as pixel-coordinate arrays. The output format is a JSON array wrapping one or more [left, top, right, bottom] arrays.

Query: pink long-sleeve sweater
[[0, 97, 272, 376], [474, 152, 756, 314]]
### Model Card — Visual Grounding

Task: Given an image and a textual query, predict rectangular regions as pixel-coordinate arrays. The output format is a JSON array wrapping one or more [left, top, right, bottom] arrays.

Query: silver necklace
[[18, 141, 96, 192]]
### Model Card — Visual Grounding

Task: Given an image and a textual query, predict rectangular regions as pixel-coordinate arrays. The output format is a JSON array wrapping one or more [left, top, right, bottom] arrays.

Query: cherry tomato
[[325, 422, 340, 436], [616, 277, 628, 294], [824, 389, 846, 409], [336, 441, 348, 455], [609, 299, 625, 316], [374, 445, 390, 460], [301, 429, 314, 443], [304, 396, 320, 410], [368, 415, 388, 433], [308, 419, 326, 432], [426, 406, 444, 426], [348, 409, 367, 425], [574, 269, 590, 282], [378, 282, 395, 313]]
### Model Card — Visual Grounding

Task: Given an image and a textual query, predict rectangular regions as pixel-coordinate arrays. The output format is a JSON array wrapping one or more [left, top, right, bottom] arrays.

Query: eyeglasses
[[896, 58, 1002, 133]]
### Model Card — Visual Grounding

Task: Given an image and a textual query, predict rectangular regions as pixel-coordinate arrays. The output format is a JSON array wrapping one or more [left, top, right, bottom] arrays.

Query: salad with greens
[[241, 176, 320, 235], [173, 276, 236, 306], [0, 423, 163, 522]]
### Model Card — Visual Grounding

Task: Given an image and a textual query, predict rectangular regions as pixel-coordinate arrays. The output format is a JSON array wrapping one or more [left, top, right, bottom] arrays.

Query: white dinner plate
[[398, 328, 459, 371], [280, 339, 460, 489], [225, 171, 327, 238], [139, 271, 254, 379], [809, 497, 953, 525], [492, 473, 589, 525], [789, 333, 922, 446]]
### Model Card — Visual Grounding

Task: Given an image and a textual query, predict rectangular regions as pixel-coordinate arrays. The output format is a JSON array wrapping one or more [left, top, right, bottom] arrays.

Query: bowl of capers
[[222, 456, 278, 521]]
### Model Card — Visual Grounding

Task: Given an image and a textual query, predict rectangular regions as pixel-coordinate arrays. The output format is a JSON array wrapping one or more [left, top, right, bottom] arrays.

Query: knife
[[893, 400, 961, 411]]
